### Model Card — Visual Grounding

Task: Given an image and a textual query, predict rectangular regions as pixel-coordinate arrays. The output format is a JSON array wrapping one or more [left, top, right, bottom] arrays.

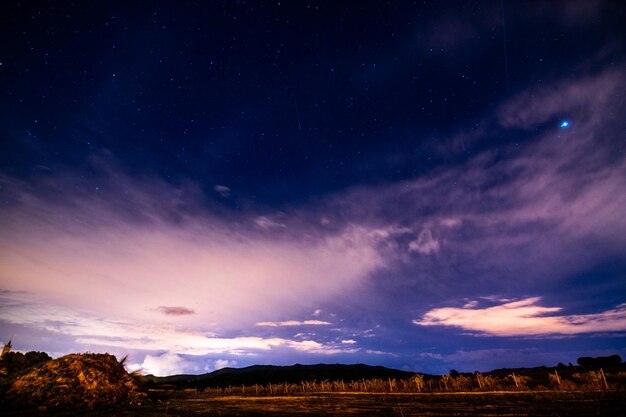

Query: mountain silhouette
[[143, 363, 416, 388]]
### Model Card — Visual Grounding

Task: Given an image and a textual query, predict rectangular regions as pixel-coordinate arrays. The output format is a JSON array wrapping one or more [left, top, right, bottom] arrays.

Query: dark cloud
[[156, 306, 196, 316]]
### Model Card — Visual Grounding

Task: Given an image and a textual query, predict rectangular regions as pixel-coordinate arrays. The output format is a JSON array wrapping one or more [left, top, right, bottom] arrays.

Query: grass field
[[8, 390, 620, 417]]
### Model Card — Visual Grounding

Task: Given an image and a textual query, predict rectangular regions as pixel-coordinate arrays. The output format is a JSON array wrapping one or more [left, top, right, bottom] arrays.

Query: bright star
[[560, 120, 570, 128]]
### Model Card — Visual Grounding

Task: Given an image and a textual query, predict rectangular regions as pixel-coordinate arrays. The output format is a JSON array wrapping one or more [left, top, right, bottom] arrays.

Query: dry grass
[[192, 369, 625, 396]]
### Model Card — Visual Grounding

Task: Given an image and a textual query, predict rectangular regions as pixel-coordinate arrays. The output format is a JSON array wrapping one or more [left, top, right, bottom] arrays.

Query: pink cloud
[[0, 292, 357, 357], [0, 218, 385, 330], [414, 297, 626, 337], [0, 151, 395, 332]]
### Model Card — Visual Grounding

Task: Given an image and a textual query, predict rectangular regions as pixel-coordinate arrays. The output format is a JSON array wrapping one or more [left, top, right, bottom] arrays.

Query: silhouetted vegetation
[[142, 357, 626, 394], [138, 361, 626, 416], [172, 367, 625, 396], [577, 354, 622, 368]]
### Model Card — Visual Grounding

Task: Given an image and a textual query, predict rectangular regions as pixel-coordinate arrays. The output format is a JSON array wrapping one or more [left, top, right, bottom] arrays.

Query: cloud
[[439, 218, 461, 228], [213, 358, 237, 370], [0, 292, 355, 356], [341, 339, 357, 344], [255, 320, 332, 327], [365, 349, 390, 355], [156, 306, 195, 316], [408, 229, 440, 255], [254, 215, 286, 230], [414, 297, 626, 337], [0, 163, 388, 330], [89, 334, 351, 356], [418, 352, 443, 360], [498, 68, 622, 130], [321, 64, 626, 299], [441, 348, 528, 363], [140, 352, 190, 376], [214, 184, 231, 197]]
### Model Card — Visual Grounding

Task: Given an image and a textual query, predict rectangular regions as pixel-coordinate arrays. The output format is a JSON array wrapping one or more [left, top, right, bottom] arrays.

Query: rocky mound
[[4, 353, 147, 411]]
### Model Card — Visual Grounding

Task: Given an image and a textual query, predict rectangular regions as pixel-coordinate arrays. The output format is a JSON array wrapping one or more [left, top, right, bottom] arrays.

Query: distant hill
[[142, 356, 625, 390], [143, 363, 416, 388]]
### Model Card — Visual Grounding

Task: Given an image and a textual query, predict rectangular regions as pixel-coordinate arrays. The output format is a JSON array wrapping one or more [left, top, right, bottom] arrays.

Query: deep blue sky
[[1, 1, 625, 376]]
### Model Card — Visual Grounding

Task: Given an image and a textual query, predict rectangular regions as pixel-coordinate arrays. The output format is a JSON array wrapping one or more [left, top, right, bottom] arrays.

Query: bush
[[577, 355, 622, 368]]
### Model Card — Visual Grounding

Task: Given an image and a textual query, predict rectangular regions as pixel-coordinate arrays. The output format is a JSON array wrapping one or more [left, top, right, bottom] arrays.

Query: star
[[560, 120, 570, 128]]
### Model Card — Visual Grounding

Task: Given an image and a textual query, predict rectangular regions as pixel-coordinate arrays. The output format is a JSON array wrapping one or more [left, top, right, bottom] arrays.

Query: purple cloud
[[1, 61, 624, 374], [213, 185, 231, 198], [498, 68, 622, 130]]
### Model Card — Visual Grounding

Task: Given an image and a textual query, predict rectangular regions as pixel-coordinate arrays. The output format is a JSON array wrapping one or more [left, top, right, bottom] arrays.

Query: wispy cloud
[[254, 215, 286, 230], [365, 349, 391, 355], [414, 297, 626, 337], [498, 68, 622, 130], [326, 64, 626, 295], [213, 185, 231, 198], [0, 292, 354, 357], [408, 229, 440, 255], [255, 320, 332, 327], [0, 163, 388, 330]]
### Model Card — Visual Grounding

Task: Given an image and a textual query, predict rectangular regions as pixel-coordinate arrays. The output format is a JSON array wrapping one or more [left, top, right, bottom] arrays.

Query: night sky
[[1, 1, 625, 376]]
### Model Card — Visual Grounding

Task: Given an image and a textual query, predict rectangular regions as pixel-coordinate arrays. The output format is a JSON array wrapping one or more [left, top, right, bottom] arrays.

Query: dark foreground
[[4, 391, 626, 417]]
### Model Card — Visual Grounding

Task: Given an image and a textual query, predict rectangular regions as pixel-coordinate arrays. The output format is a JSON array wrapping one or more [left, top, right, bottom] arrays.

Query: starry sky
[[1, 1, 625, 376]]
